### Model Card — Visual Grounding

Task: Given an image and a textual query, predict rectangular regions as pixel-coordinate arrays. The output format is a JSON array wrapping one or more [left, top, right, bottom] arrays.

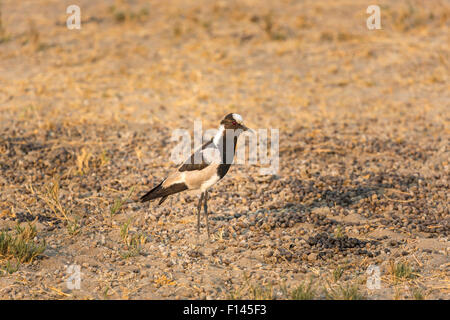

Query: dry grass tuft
[[324, 283, 366, 300], [291, 280, 316, 300], [389, 261, 417, 283], [37, 177, 80, 235], [119, 218, 146, 259], [0, 223, 46, 274], [110, 186, 135, 217], [76, 148, 93, 175]]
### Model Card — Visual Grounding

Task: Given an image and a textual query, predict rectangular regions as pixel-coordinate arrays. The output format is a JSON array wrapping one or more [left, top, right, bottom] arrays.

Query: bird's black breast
[[216, 135, 237, 179], [217, 163, 232, 179]]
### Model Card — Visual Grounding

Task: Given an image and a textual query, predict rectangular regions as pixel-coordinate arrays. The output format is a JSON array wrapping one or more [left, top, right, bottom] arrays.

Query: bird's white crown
[[232, 113, 243, 124]]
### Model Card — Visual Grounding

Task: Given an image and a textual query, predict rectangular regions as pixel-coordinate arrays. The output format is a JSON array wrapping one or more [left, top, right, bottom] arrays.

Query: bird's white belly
[[200, 174, 220, 192]]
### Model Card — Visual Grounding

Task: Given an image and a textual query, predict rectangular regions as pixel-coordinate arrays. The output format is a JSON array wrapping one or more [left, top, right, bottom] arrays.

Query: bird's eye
[[232, 120, 237, 126]]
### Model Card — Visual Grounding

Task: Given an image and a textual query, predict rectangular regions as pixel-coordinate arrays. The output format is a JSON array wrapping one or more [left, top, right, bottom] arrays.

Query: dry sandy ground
[[0, 0, 448, 299]]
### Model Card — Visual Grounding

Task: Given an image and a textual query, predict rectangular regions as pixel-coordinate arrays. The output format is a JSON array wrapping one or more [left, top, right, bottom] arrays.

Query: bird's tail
[[140, 180, 164, 202], [140, 180, 188, 205]]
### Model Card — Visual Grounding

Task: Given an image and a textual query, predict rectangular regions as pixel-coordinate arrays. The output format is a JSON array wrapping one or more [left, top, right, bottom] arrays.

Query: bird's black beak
[[240, 124, 251, 132]]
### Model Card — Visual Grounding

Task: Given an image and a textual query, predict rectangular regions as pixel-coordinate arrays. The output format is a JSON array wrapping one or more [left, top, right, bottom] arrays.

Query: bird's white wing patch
[[202, 145, 221, 164]]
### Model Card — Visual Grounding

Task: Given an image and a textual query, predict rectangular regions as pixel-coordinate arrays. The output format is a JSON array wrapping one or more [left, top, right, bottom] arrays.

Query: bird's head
[[220, 113, 251, 132]]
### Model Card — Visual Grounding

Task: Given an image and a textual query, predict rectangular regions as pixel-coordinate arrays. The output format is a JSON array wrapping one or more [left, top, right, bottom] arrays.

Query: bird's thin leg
[[197, 192, 204, 235], [204, 191, 210, 239]]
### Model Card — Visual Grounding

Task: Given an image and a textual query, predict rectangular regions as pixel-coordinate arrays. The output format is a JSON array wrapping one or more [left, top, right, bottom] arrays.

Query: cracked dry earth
[[0, 0, 449, 299]]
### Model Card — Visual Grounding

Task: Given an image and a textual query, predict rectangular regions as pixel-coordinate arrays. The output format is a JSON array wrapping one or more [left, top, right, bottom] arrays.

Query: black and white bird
[[140, 113, 250, 238]]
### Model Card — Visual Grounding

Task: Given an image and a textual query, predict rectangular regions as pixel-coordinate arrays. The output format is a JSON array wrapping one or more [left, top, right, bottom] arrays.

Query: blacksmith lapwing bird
[[140, 113, 251, 238]]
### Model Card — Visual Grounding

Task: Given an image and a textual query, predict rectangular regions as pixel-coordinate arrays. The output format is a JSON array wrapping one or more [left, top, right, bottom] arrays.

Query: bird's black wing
[[140, 141, 217, 204], [178, 139, 217, 172]]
